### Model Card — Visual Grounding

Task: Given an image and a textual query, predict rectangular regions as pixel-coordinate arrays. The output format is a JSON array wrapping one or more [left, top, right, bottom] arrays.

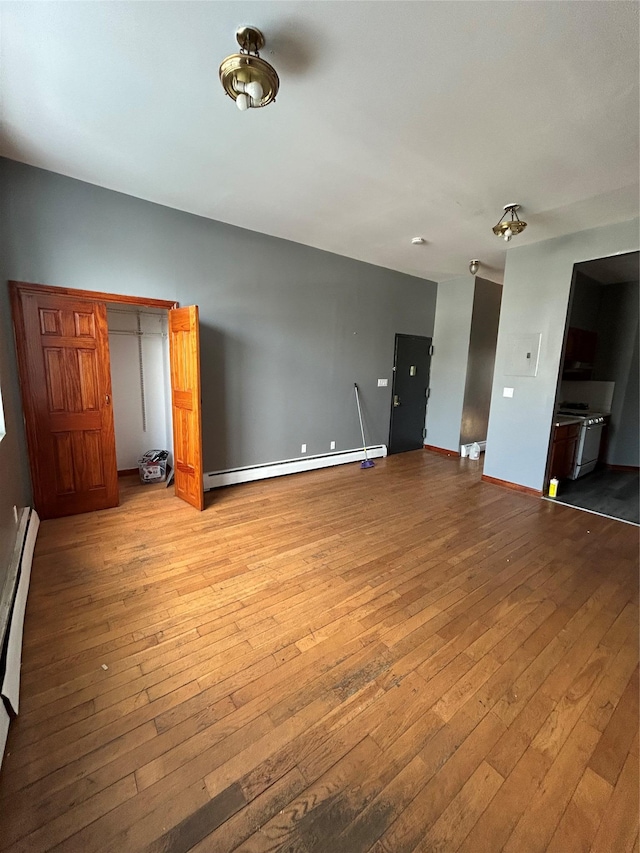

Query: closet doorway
[[10, 281, 204, 518], [107, 304, 173, 477]]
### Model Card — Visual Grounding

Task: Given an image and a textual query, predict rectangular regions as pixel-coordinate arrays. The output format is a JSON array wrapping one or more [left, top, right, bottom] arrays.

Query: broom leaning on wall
[[354, 383, 375, 469]]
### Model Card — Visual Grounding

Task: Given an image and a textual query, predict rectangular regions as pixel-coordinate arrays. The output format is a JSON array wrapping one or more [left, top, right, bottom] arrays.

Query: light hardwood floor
[[0, 450, 638, 852]]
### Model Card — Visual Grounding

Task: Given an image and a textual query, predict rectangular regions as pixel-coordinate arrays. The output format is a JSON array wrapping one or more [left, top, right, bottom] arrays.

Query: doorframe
[[10, 280, 178, 311], [9, 280, 181, 510], [388, 332, 433, 454]]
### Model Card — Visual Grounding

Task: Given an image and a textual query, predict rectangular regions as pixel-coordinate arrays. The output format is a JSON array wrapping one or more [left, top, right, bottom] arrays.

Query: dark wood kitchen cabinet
[[563, 327, 598, 379], [549, 422, 580, 480]]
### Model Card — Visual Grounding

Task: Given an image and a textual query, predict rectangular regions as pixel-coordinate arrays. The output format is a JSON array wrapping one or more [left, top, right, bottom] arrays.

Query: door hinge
[[422, 428, 427, 439], [426, 387, 431, 400], [429, 344, 434, 356]]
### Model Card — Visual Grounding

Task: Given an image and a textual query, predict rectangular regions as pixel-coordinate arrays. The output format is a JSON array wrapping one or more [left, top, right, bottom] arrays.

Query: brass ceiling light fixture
[[469, 259, 480, 275], [492, 204, 527, 242], [219, 26, 279, 111]]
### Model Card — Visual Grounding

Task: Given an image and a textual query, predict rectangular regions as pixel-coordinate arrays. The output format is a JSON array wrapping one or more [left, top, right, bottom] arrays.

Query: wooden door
[[389, 334, 432, 454], [168, 306, 204, 510], [10, 284, 118, 519]]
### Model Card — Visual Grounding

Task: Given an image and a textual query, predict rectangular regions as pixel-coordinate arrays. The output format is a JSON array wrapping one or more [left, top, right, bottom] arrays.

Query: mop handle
[[354, 383, 370, 460]]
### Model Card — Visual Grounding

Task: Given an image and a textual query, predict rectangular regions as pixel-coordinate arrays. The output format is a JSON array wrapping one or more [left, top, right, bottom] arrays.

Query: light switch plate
[[378, 378, 388, 387], [503, 387, 514, 398]]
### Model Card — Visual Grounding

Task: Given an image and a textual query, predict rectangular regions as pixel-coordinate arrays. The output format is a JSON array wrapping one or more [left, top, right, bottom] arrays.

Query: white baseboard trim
[[0, 508, 30, 658], [204, 445, 388, 490], [2, 507, 39, 767], [2, 509, 39, 717]]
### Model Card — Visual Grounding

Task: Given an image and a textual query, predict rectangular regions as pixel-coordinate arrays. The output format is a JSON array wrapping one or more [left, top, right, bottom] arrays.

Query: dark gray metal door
[[389, 334, 432, 454]]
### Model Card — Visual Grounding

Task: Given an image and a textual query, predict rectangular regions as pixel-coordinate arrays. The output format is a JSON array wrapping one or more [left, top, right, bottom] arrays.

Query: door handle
[[393, 395, 400, 407]]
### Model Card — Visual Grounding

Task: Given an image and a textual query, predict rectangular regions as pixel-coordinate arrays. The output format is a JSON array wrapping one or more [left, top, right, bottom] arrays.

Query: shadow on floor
[[545, 467, 639, 525]]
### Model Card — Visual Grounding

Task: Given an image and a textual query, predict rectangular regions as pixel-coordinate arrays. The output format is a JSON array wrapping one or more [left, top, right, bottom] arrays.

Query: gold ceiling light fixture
[[492, 204, 527, 242], [219, 26, 279, 111]]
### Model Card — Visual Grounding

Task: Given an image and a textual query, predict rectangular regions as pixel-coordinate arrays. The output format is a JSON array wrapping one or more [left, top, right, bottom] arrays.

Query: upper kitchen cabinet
[[562, 326, 598, 379]]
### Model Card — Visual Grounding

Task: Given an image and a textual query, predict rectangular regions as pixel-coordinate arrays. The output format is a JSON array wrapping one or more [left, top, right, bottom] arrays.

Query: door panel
[[582, 425, 603, 465], [11, 285, 119, 519], [388, 334, 432, 454], [168, 306, 204, 510]]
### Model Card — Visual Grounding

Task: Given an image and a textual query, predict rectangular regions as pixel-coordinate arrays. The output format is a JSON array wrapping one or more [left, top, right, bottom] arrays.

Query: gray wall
[[593, 280, 639, 381], [593, 280, 639, 465], [484, 218, 640, 491], [0, 158, 437, 592], [424, 276, 475, 451], [460, 278, 502, 446], [567, 272, 602, 332], [615, 324, 639, 468], [0, 252, 32, 609]]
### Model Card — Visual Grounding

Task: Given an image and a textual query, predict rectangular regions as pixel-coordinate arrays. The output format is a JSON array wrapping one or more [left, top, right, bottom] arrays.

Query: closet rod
[[108, 330, 167, 338], [107, 307, 168, 317]]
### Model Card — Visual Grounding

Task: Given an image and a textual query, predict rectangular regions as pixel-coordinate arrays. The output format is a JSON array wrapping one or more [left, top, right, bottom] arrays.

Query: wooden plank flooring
[[0, 450, 637, 852]]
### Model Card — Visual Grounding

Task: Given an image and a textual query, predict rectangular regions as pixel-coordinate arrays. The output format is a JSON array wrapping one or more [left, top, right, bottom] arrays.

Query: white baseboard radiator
[[0, 508, 39, 767], [460, 440, 487, 458], [204, 445, 388, 490]]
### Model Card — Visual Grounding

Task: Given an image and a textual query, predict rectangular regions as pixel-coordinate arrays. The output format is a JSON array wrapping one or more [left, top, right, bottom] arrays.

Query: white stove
[[557, 408, 607, 478], [559, 410, 606, 426]]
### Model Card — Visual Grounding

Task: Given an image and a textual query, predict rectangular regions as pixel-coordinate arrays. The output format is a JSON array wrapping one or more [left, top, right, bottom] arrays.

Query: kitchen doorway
[[544, 252, 639, 525]]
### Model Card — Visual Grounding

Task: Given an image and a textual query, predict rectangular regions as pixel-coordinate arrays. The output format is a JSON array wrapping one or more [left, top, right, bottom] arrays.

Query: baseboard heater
[[204, 445, 388, 490], [0, 508, 40, 767], [460, 440, 487, 458]]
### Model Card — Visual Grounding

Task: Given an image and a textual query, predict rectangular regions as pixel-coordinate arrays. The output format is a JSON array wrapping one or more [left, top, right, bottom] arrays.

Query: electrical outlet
[[301, 444, 307, 454], [330, 440, 336, 450]]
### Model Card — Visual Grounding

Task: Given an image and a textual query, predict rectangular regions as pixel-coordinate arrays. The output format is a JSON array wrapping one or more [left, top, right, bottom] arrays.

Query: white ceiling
[[1, 1, 638, 283]]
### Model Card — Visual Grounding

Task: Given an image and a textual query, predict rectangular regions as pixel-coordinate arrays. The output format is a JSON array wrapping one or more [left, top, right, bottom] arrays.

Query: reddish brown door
[[11, 283, 118, 519], [168, 306, 204, 510]]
